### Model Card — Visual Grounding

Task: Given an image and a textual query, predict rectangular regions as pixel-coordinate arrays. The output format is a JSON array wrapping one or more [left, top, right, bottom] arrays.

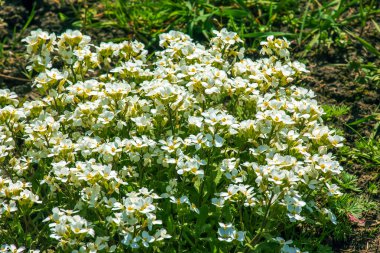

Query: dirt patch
[[0, 0, 73, 92], [300, 21, 380, 253]]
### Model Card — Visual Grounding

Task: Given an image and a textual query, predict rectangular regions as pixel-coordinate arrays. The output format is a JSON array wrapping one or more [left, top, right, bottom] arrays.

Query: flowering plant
[[0, 28, 344, 252]]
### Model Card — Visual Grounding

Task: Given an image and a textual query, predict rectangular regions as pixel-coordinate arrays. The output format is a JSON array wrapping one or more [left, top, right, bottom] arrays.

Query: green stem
[[167, 105, 175, 134], [198, 146, 213, 205], [70, 64, 77, 83], [177, 207, 185, 252], [239, 200, 245, 231], [245, 194, 275, 251]]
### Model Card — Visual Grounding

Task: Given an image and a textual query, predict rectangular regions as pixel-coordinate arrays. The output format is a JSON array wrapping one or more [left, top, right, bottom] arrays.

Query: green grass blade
[[298, 0, 311, 45], [345, 29, 380, 56], [242, 32, 296, 38], [20, 1, 37, 35], [372, 19, 380, 34], [348, 115, 376, 126]]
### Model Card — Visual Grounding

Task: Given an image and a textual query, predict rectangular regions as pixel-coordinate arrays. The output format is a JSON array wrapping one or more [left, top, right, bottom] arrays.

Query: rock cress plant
[[0, 29, 344, 252]]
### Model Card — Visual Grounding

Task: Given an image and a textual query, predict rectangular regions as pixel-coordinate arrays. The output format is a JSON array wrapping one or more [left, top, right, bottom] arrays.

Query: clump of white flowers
[[0, 28, 344, 252]]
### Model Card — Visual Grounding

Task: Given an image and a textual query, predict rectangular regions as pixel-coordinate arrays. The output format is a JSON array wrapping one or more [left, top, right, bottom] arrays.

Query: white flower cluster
[[0, 244, 25, 253], [0, 28, 344, 251], [275, 237, 306, 253], [217, 222, 245, 243], [43, 208, 96, 248]]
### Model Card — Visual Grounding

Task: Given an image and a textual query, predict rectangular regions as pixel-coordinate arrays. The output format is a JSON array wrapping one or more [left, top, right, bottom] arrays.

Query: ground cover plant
[[0, 0, 379, 252], [0, 27, 351, 252]]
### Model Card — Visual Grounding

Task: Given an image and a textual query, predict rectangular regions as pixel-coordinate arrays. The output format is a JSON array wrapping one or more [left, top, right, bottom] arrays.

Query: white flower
[[170, 196, 190, 205], [217, 223, 245, 243], [322, 208, 337, 225], [141, 231, 155, 247], [154, 228, 172, 241]]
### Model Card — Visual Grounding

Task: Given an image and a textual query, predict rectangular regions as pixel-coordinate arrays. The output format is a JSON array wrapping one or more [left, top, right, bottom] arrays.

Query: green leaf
[[348, 115, 376, 126], [216, 8, 249, 18], [196, 205, 209, 233], [194, 178, 202, 193], [58, 12, 68, 22], [167, 215, 175, 234], [20, 1, 36, 35], [371, 19, 380, 34], [213, 168, 223, 186], [242, 32, 296, 38], [345, 30, 380, 56], [248, 240, 280, 252], [182, 227, 196, 247]]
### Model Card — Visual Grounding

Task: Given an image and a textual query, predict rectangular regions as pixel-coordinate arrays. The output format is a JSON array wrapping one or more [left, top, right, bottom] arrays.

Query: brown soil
[[300, 22, 380, 253], [0, 0, 64, 93], [306, 61, 380, 252]]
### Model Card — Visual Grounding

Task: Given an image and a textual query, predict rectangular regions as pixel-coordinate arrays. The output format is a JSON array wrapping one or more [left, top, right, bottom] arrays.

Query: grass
[[72, 0, 380, 55]]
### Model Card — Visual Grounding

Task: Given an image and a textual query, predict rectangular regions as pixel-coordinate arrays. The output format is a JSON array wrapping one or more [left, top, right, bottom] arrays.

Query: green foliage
[[333, 193, 377, 219], [326, 192, 377, 243], [322, 104, 351, 122], [334, 172, 361, 192], [367, 182, 379, 195], [72, 0, 380, 56], [342, 113, 380, 169]]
